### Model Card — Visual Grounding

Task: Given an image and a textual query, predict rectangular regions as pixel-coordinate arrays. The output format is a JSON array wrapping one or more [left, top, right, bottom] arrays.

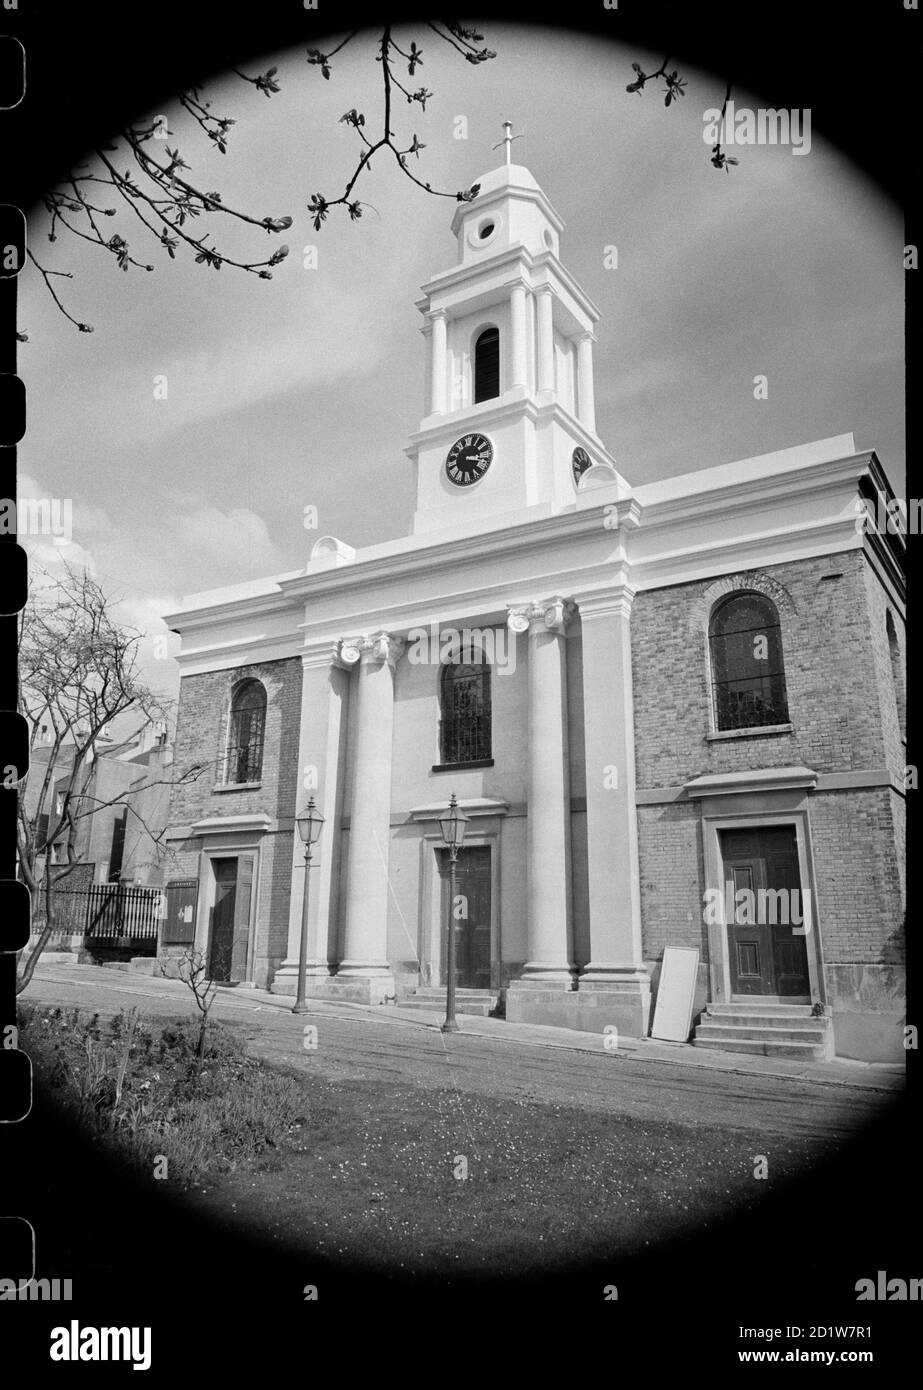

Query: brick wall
[[632, 550, 904, 984], [631, 550, 892, 788], [166, 658, 303, 988], [637, 800, 706, 961], [169, 659, 302, 826], [810, 789, 904, 965]]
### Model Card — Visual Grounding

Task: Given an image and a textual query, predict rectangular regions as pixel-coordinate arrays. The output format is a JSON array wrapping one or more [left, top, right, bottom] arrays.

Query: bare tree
[[169, 949, 218, 1071], [15, 564, 206, 993]]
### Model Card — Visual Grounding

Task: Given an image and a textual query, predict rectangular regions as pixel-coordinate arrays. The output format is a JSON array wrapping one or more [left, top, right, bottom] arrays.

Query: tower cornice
[[449, 168, 565, 239], [417, 244, 601, 325]]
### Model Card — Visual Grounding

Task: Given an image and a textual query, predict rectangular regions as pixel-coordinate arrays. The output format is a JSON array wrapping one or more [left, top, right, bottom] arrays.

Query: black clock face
[[446, 433, 493, 487], [572, 447, 592, 485]]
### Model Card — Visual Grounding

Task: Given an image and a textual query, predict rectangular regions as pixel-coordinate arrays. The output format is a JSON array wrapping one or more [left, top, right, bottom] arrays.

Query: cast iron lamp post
[[438, 793, 469, 1033], [292, 796, 325, 1015]]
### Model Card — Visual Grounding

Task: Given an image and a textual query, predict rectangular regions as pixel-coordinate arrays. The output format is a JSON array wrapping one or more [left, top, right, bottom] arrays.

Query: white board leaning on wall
[[650, 947, 700, 1043]]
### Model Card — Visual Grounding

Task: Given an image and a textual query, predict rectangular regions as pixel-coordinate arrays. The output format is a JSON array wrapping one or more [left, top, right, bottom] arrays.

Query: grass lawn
[[22, 1003, 842, 1277], [190, 1063, 841, 1276]]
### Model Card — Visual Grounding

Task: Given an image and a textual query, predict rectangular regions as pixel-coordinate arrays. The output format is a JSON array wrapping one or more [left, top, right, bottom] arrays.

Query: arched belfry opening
[[474, 327, 500, 403]]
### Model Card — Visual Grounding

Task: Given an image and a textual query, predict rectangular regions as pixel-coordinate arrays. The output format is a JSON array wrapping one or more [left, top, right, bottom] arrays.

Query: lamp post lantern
[[438, 793, 469, 1033], [292, 796, 325, 1015]]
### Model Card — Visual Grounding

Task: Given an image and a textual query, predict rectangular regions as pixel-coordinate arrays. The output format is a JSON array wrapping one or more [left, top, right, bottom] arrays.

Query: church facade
[[163, 158, 906, 1063]]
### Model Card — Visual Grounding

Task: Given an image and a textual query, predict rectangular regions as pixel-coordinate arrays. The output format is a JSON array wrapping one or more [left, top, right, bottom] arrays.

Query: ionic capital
[[337, 632, 405, 669], [506, 596, 575, 637]]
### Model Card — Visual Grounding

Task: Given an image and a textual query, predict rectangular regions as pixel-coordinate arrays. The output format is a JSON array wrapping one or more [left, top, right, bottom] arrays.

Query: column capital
[[535, 283, 554, 298], [429, 306, 447, 322], [576, 328, 597, 344], [338, 632, 405, 669], [507, 596, 575, 636]]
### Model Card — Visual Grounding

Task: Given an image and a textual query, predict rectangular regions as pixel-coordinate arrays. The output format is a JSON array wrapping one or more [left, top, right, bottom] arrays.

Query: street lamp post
[[292, 796, 325, 1016], [438, 793, 469, 1034]]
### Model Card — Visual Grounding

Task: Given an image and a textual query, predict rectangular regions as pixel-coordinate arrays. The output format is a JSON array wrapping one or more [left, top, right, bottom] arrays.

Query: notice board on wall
[[650, 947, 700, 1042]]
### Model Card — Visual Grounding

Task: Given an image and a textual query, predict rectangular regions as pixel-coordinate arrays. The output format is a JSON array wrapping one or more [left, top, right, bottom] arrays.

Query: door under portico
[[439, 845, 491, 989]]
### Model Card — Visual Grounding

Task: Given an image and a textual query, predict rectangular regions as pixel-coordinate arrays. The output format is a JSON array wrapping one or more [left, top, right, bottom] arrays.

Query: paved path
[[21, 963, 901, 1142]]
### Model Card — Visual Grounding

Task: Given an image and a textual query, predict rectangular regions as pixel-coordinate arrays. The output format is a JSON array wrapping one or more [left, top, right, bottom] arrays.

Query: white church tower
[[407, 124, 626, 534]]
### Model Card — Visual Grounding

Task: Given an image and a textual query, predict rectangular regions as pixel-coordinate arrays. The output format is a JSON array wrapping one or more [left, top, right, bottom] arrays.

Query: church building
[[162, 146, 906, 1063]]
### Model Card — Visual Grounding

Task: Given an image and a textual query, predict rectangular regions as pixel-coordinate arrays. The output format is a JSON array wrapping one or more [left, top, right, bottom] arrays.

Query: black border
[[0, 0, 918, 1367]]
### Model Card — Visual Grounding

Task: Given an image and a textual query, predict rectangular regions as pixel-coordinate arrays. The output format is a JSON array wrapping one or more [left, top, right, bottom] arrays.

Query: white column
[[576, 331, 596, 433], [337, 632, 404, 984], [577, 587, 651, 1034], [429, 310, 447, 415], [507, 596, 575, 980], [274, 644, 350, 993], [536, 287, 555, 396], [510, 283, 528, 389]]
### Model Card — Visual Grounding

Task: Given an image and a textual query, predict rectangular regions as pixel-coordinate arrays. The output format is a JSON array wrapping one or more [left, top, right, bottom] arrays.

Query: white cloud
[[170, 504, 286, 578]]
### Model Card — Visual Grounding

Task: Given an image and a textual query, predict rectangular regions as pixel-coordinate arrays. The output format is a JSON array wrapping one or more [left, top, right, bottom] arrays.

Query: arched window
[[226, 679, 266, 783], [709, 592, 789, 731], [474, 327, 500, 403], [439, 653, 492, 765], [886, 610, 906, 739]]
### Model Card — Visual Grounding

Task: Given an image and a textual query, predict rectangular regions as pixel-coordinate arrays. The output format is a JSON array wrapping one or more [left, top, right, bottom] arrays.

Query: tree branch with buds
[[627, 58, 737, 172], [305, 23, 494, 230]]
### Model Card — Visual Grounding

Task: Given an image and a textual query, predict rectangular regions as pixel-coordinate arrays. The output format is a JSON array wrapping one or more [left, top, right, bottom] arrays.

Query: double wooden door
[[720, 826, 810, 999]]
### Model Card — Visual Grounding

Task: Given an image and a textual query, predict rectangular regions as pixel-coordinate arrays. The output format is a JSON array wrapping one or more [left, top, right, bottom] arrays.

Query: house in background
[[25, 721, 175, 959], [162, 154, 906, 1062]]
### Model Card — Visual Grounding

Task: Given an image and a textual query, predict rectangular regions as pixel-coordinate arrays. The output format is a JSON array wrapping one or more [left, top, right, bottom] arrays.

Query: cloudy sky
[[20, 22, 903, 723]]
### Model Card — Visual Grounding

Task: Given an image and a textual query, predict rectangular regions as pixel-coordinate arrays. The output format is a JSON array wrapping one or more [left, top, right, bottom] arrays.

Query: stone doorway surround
[[408, 798, 508, 991], [187, 813, 269, 986], [683, 767, 826, 1010]]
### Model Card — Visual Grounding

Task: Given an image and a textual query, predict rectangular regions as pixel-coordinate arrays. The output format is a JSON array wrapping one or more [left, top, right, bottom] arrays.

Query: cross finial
[[492, 119, 522, 167]]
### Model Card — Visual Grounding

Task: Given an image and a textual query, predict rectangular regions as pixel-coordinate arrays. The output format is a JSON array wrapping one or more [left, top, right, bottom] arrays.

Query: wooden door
[[207, 858, 237, 982], [720, 826, 810, 999], [230, 854, 254, 983], [441, 846, 491, 989]]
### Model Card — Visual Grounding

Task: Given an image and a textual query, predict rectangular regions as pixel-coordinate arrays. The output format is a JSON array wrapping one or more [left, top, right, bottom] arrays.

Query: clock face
[[572, 447, 592, 485], [446, 433, 493, 487]]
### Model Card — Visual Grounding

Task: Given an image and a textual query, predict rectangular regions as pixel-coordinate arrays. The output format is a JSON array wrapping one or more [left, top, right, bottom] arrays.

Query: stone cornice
[[189, 813, 273, 836], [280, 507, 619, 604], [407, 396, 617, 468], [629, 521, 863, 593], [449, 177, 565, 238], [406, 390, 541, 449], [164, 589, 301, 633], [635, 451, 877, 527], [683, 767, 818, 798], [640, 767, 900, 804], [408, 797, 511, 822], [172, 632, 304, 672], [416, 242, 600, 324], [168, 447, 887, 659]]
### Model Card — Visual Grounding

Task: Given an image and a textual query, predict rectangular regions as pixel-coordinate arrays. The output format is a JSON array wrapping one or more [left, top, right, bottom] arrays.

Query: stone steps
[[693, 1003, 832, 1060], [401, 987, 499, 1018], [703, 1008, 819, 1031]]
